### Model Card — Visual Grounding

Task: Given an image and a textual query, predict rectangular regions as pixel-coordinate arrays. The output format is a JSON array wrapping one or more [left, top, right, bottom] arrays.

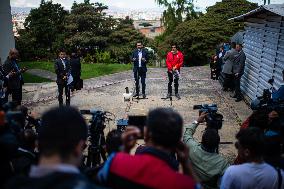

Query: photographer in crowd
[[183, 112, 229, 189], [10, 129, 37, 177], [272, 69, 284, 102], [97, 108, 200, 189], [6, 106, 102, 189]]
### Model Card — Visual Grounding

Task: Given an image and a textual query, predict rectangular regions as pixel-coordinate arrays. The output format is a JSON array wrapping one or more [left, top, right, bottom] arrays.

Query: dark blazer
[[70, 57, 81, 79], [233, 50, 246, 76], [54, 58, 71, 85], [131, 48, 148, 72], [3, 58, 23, 90], [0, 66, 8, 89]]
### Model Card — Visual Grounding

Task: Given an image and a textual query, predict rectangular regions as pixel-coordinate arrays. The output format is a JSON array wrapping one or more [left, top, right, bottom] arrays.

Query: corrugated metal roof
[[229, 4, 284, 21]]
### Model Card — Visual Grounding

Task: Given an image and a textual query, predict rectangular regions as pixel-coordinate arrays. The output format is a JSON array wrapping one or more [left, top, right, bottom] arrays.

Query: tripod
[[81, 110, 114, 168], [86, 130, 107, 168]]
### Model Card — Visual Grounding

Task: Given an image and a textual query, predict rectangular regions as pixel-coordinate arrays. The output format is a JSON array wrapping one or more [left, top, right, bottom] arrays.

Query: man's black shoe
[[235, 98, 243, 102], [230, 94, 237, 98], [133, 93, 139, 98], [142, 94, 146, 99], [175, 93, 181, 100], [166, 93, 172, 98]]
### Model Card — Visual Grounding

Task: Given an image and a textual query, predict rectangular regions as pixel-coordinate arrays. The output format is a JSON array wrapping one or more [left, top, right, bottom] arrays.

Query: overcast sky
[[10, 0, 284, 9]]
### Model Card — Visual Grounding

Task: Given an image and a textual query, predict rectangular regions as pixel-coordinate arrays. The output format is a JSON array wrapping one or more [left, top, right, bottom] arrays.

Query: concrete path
[[26, 69, 57, 81], [22, 67, 252, 161]]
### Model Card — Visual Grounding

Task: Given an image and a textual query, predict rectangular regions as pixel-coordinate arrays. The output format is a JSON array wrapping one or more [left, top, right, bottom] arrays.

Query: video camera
[[193, 104, 223, 130], [80, 109, 114, 167], [251, 79, 284, 114], [251, 89, 284, 113]]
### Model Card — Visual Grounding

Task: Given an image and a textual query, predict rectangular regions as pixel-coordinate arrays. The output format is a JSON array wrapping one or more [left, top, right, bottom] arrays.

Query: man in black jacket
[[54, 49, 71, 106], [70, 52, 81, 91], [232, 44, 246, 102], [3, 49, 27, 105], [131, 42, 148, 98], [0, 58, 8, 106]]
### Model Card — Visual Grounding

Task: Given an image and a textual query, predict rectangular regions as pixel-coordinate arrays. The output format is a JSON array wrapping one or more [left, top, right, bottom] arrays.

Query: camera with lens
[[193, 104, 223, 130], [251, 87, 284, 114], [80, 109, 114, 167], [80, 109, 107, 138]]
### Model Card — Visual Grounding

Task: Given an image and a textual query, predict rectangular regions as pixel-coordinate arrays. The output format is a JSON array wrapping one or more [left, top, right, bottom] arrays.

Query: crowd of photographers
[[0, 99, 283, 189]]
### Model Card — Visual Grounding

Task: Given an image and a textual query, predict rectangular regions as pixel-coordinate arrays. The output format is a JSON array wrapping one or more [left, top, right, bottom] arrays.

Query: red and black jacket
[[97, 147, 196, 189]]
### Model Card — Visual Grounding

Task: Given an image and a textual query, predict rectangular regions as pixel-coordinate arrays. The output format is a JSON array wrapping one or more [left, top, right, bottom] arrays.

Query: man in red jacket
[[166, 44, 184, 99], [97, 108, 200, 189]]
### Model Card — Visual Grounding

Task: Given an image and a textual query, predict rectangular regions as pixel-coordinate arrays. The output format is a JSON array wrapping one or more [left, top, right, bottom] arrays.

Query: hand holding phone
[[121, 126, 141, 153], [176, 141, 190, 164]]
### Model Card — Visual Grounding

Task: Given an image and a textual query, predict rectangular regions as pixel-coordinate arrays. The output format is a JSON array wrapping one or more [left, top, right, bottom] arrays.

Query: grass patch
[[21, 61, 132, 79], [22, 61, 54, 73], [23, 72, 51, 83], [80, 63, 132, 79]]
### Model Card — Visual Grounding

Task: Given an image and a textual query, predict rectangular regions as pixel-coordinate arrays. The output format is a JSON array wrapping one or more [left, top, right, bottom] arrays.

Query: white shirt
[[138, 51, 142, 67], [220, 162, 283, 189], [219, 51, 223, 58], [61, 58, 66, 70]]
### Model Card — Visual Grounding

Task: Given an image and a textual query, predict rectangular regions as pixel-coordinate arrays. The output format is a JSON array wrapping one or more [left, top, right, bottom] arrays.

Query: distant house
[[229, 4, 284, 100], [133, 20, 165, 39]]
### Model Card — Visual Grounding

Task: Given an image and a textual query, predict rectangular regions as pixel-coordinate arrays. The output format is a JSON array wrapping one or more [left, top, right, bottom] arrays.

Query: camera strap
[[201, 145, 217, 153]]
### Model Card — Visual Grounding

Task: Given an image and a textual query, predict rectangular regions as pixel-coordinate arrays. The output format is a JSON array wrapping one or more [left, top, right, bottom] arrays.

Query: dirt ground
[[22, 66, 252, 162]]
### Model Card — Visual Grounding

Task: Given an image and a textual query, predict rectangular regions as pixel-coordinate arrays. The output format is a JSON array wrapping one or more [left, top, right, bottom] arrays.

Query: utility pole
[[0, 0, 15, 63]]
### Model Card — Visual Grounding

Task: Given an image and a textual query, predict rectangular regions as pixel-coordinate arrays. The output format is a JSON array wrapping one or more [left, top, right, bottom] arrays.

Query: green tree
[[16, 1, 67, 60], [155, 0, 198, 34], [107, 17, 150, 63], [64, 0, 116, 51], [156, 0, 258, 66], [24, 0, 67, 52]]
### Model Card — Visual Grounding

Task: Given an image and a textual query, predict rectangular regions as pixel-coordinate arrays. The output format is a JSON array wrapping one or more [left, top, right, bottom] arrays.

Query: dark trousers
[[134, 68, 146, 95], [71, 76, 80, 91], [58, 84, 70, 106], [234, 75, 242, 98], [168, 71, 179, 94], [3, 87, 22, 105], [223, 73, 234, 90]]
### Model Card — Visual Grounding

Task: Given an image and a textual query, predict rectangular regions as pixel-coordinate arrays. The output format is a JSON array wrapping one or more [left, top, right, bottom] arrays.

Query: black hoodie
[[6, 172, 106, 189]]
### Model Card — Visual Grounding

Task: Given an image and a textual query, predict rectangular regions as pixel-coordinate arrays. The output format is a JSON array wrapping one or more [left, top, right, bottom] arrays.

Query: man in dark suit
[[3, 48, 27, 105], [131, 42, 148, 98], [54, 49, 71, 106], [70, 52, 81, 91], [232, 44, 246, 102]]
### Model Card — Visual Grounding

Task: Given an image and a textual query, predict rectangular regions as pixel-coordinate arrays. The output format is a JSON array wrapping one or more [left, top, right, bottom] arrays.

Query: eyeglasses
[[172, 46, 177, 49]]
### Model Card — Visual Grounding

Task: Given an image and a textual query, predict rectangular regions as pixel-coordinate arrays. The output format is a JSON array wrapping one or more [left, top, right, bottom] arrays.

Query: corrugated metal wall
[[241, 12, 284, 100]]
